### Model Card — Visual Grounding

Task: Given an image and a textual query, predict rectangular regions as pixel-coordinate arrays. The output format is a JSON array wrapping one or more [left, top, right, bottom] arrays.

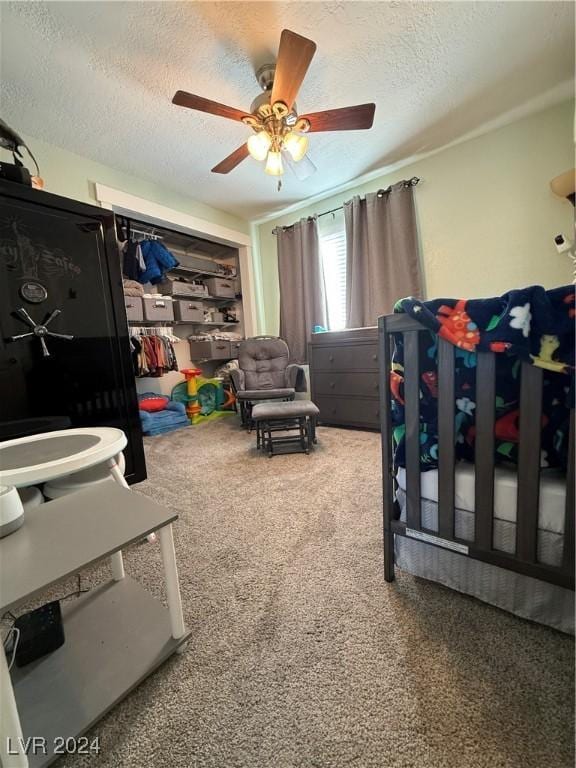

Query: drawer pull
[[329, 355, 334, 362], [126, 303, 133, 308], [329, 381, 335, 388]]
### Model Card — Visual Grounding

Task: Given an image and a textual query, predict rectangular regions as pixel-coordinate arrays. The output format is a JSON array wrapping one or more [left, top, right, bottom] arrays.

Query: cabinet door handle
[[372, 354, 377, 361], [329, 382, 335, 389], [329, 355, 334, 362]]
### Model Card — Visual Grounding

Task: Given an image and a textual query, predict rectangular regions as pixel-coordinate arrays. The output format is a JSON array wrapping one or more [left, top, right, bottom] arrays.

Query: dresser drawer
[[311, 343, 378, 370], [315, 396, 380, 428], [313, 371, 379, 397]]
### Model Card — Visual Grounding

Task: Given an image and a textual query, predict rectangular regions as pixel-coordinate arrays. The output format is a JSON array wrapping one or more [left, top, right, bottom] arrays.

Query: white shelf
[[13, 578, 189, 768]]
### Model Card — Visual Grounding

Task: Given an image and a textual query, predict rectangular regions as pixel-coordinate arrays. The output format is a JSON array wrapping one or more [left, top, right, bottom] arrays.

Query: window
[[318, 210, 346, 331]]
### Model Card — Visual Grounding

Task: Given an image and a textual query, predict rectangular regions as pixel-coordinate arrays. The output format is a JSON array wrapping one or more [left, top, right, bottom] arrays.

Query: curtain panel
[[344, 181, 422, 328], [277, 217, 327, 363]]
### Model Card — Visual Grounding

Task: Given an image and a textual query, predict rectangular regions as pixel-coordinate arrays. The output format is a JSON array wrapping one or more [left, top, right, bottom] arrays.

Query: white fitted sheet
[[396, 464, 566, 535]]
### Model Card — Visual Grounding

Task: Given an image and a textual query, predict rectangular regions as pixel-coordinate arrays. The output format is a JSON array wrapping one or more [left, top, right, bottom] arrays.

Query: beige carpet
[[56, 419, 572, 768]]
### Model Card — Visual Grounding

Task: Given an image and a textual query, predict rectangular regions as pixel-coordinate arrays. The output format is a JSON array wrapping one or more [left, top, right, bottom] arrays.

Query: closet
[[118, 217, 245, 397]]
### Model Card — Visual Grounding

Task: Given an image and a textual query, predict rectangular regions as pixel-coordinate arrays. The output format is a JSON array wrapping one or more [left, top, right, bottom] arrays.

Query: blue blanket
[[391, 285, 575, 470]]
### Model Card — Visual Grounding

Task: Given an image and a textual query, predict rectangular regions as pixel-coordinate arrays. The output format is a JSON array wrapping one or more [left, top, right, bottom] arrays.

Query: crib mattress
[[396, 464, 566, 535]]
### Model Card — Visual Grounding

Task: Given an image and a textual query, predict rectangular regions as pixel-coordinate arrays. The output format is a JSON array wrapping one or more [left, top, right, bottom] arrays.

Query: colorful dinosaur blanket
[[391, 285, 575, 471]]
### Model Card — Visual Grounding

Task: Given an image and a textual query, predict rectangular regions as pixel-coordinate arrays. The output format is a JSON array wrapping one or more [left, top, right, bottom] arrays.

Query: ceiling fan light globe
[[247, 131, 272, 161], [283, 132, 308, 162], [265, 150, 284, 176]]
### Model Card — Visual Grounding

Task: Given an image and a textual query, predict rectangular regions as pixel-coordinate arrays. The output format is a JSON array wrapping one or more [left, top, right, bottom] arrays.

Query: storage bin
[[124, 297, 143, 323], [188, 339, 231, 360], [211, 311, 225, 323], [174, 300, 204, 323], [205, 277, 235, 298], [143, 297, 174, 322], [177, 252, 218, 274], [229, 341, 241, 358], [157, 279, 207, 298]]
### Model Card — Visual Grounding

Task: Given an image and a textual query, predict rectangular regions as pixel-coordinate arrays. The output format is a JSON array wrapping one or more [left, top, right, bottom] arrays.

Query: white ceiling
[[1, 1, 574, 221]]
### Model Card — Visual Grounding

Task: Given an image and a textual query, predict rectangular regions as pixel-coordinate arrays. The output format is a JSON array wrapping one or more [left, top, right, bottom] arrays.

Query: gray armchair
[[230, 337, 306, 426]]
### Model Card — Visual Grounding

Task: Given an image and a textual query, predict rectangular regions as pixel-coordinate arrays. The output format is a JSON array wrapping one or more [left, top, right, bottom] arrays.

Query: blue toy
[[138, 392, 189, 436]]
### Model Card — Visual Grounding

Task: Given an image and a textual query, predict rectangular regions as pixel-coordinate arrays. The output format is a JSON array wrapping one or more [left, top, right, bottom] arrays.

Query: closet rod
[[130, 228, 162, 241]]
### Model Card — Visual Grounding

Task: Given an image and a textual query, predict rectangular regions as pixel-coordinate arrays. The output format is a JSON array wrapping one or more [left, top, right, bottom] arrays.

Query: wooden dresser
[[309, 327, 380, 429]]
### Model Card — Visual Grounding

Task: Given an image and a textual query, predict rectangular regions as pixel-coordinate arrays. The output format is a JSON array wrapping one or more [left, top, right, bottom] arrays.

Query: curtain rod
[[273, 176, 420, 233]]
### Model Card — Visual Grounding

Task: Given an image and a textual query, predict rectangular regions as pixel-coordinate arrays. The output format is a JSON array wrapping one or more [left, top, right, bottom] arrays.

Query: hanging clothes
[[139, 240, 179, 284], [130, 332, 179, 377], [123, 240, 146, 281]]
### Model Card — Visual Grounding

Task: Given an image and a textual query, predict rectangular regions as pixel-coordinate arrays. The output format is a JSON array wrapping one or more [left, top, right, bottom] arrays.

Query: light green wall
[[255, 100, 575, 335], [2, 132, 250, 235]]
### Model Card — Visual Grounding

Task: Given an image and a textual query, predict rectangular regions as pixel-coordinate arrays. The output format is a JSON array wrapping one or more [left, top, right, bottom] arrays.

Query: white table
[[0, 427, 131, 581], [0, 484, 188, 768]]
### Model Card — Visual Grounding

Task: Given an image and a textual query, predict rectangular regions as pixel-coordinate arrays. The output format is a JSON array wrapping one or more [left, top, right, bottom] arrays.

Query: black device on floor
[[13, 600, 65, 667]]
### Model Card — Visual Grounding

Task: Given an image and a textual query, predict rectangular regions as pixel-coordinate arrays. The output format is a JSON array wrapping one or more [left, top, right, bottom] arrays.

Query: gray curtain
[[277, 217, 327, 363], [344, 181, 422, 328]]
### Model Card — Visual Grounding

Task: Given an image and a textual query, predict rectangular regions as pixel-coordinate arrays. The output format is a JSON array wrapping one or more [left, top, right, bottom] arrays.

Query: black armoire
[[0, 180, 146, 484]]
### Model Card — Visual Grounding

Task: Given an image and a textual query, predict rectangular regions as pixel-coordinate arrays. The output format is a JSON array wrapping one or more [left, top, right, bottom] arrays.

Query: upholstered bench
[[251, 400, 320, 458]]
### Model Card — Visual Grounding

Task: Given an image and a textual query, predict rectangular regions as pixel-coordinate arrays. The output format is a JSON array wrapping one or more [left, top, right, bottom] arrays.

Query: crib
[[378, 312, 574, 630]]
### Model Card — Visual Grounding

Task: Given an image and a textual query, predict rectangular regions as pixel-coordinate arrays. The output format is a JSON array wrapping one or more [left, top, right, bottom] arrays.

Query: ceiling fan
[[172, 29, 376, 181]]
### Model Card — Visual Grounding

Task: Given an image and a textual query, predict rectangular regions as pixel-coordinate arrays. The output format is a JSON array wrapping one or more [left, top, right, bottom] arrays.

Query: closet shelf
[[177, 321, 240, 327], [128, 320, 239, 326], [170, 293, 241, 303], [170, 265, 235, 279]]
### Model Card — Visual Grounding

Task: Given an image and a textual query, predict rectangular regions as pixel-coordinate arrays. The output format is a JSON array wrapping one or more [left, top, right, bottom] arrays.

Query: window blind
[[319, 213, 347, 331]]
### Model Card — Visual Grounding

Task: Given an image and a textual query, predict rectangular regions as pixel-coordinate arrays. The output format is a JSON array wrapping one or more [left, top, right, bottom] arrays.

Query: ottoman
[[235, 388, 295, 429], [251, 400, 320, 457]]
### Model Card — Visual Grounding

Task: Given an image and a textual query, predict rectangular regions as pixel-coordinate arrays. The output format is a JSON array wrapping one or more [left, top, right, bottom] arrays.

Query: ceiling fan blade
[[211, 144, 250, 174], [301, 104, 376, 132], [270, 30, 317, 112], [172, 91, 250, 123]]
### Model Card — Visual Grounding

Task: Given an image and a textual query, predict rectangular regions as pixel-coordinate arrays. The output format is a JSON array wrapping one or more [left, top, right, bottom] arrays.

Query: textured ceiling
[[1, 1, 574, 221]]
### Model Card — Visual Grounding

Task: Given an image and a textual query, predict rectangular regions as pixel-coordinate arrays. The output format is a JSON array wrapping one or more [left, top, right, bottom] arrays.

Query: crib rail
[[379, 313, 575, 590]]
